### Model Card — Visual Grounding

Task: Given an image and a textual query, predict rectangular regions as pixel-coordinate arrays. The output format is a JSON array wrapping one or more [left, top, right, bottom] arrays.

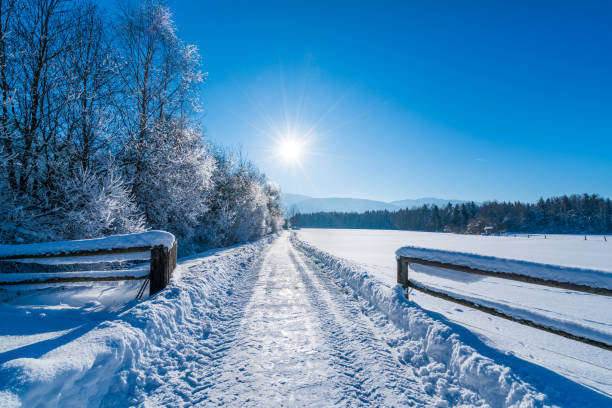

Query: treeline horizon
[[289, 194, 612, 234]]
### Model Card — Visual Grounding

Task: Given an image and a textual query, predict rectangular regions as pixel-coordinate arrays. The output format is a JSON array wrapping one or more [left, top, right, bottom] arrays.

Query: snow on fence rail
[[0, 231, 177, 296], [396, 246, 612, 351]]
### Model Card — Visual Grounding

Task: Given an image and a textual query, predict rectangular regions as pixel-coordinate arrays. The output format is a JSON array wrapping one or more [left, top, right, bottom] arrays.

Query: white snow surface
[[0, 233, 583, 407], [0, 231, 175, 258], [295, 229, 612, 284], [291, 236, 548, 407], [295, 228, 612, 399]]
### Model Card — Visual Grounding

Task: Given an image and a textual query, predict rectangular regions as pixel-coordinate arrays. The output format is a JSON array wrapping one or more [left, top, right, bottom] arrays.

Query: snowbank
[[0, 231, 176, 259], [292, 234, 549, 408], [396, 246, 612, 290], [0, 236, 272, 407]]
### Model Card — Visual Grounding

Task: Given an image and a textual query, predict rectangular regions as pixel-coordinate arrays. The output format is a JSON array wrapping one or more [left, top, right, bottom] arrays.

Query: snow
[[295, 229, 612, 285], [396, 246, 612, 290], [1, 233, 585, 407], [0, 237, 273, 407], [295, 228, 612, 398], [406, 264, 611, 346], [0, 231, 176, 259], [0, 329, 75, 354], [411, 290, 612, 398], [292, 235, 610, 407], [196, 235, 434, 406], [0, 279, 145, 366], [292, 236, 548, 407]]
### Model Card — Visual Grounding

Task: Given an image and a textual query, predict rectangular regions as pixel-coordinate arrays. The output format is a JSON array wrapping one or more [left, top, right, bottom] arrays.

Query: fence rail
[[397, 256, 612, 297], [0, 232, 177, 296], [0, 246, 153, 260], [396, 255, 612, 351]]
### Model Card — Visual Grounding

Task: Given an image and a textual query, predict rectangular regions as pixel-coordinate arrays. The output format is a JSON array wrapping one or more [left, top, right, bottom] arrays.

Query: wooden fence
[[397, 255, 612, 351], [0, 232, 177, 297]]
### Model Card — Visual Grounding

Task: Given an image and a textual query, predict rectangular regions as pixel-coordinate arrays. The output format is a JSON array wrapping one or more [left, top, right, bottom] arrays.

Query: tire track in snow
[[197, 234, 341, 406], [129, 247, 268, 407], [288, 244, 432, 407], [184, 250, 267, 406], [190, 272, 263, 403]]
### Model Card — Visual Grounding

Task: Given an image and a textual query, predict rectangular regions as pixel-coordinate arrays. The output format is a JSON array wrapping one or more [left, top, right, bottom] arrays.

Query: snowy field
[[0, 232, 610, 406], [295, 228, 612, 397], [0, 281, 143, 357], [295, 229, 612, 286]]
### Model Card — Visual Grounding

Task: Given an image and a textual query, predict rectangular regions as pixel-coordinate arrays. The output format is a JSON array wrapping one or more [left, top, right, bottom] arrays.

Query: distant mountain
[[391, 197, 471, 209], [287, 197, 398, 215], [281, 193, 311, 209], [281, 194, 472, 216]]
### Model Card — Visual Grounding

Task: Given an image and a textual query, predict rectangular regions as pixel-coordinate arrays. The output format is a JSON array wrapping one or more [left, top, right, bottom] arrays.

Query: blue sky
[[168, 0, 611, 202]]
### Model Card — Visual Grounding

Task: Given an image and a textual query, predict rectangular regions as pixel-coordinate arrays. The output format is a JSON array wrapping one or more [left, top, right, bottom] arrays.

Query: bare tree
[[60, 2, 119, 170], [0, 0, 19, 190], [113, 0, 206, 222], [10, 0, 72, 194], [114, 0, 203, 157]]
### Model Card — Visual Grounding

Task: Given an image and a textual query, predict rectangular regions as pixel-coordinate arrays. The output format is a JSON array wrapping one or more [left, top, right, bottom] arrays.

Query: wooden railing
[[397, 256, 612, 297], [0, 231, 177, 297], [397, 255, 612, 351]]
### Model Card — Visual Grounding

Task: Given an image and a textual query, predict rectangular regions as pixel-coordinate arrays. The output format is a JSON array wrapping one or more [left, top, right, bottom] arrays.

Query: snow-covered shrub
[[0, 191, 49, 244], [230, 178, 268, 242], [50, 166, 146, 240], [0, 147, 53, 242], [198, 148, 283, 248], [265, 181, 284, 233], [0, 164, 145, 243]]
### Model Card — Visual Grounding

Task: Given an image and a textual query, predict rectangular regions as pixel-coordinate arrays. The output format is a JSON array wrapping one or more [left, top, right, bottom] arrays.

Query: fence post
[[149, 241, 177, 296], [397, 256, 409, 300], [149, 245, 165, 295], [397, 257, 402, 285], [170, 241, 177, 272], [401, 258, 406, 286]]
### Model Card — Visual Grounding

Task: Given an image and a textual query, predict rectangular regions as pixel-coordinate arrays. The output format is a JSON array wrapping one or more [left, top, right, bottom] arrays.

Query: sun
[[278, 136, 304, 163]]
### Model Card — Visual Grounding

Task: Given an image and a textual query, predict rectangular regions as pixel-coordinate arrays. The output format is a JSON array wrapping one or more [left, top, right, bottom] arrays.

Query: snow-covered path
[[2, 233, 569, 407], [140, 234, 431, 406]]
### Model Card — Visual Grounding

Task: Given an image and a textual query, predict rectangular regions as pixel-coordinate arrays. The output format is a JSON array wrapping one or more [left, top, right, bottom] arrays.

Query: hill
[[281, 194, 471, 216]]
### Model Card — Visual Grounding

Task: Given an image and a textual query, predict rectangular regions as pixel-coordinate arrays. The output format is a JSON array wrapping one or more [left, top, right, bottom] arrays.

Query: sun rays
[[225, 61, 371, 193]]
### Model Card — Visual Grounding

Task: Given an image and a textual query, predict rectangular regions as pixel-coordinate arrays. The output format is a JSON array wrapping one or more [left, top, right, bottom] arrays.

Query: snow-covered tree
[[131, 119, 215, 243], [265, 181, 284, 233], [113, 0, 204, 177], [199, 149, 283, 248], [0, 0, 283, 251]]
